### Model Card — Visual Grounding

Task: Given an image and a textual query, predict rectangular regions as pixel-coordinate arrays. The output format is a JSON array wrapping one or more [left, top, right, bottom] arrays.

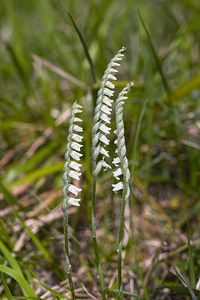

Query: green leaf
[[0, 265, 37, 299], [1, 273, 14, 300]]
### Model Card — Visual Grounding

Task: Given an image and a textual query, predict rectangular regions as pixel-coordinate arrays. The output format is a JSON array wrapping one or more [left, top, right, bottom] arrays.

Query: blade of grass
[[1, 273, 14, 300], [67, 12, 96, 84], [0, 241, 23, 275], [187, 219, 196, 289], [138, 11, 170, 95], [0, 265, 37, 299]]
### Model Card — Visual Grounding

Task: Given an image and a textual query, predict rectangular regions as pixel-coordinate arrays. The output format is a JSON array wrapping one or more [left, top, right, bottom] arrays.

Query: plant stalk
[[117, 175, 128, 300], [91, 173, 107, 300], [63, 203, 76, 300]]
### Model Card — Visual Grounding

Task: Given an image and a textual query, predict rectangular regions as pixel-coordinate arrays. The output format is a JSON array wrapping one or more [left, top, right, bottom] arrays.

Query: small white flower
[[69, 161, 82, 171], [69, 170, 81, 180], [109, 68, 118, 73], [102, 160, 111, 170], [71, 142, 83, 152], [112, 62, 120, 67], [112, 182, 124, 192], [100, 146, 109, 157], [102, 96, 113, 107], [72, 133, 83, 143], [105, 81, 115, 89], [99, 124, 111, 135], [100, 113, 111, 124], [99, 134, 110, 145], [113, 157, 121, 166], [74, 125, 83, 132], [103, 88, 114, 97], [113, 168, 123, 180], [107, 74, 117, 81], [74, 117, 82, 122], [101, 105, 112, 115], [68, 184, 81, 196], [68, 198, 80, 206], [70, 150, 82, 161]]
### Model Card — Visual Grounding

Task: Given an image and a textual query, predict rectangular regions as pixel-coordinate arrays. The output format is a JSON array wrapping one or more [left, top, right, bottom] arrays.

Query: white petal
[[105, 81, 115, 89], [94, 161, 103, 176], [74, 109, 82, 114], [75, 104, 82, 109], [113, 157, 121, 166], [112, 62, 120, 67], [102, 160, 111, 170], [104, 88, 114, 97], [101, 105, 112, 115], [113, 168, 123, 180], [110, 68, 118, 73], [68, 184, 81, 196], [68, 198, 80, 206], [71, 142, 83, 152], [69, 170, 81, 180], [100, 134, 110, 145], [99, 124, 111, 135], [94, 144, 100, 159], [100, 112, 111, 124], [69, 161, 82, 171], [100, 146, 109, 157], [102, 96, 113, 107], [112, 182, 123, 192], [72, 133, 83, 142], [74, 125, 83, 132], [107, 74, 117, 81], [70, 150, 83, 161], [74, 117, 82, 122]]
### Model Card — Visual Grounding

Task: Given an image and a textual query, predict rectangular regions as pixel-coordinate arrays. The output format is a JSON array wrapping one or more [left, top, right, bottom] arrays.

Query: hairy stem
[[63, 203, 76, 300]]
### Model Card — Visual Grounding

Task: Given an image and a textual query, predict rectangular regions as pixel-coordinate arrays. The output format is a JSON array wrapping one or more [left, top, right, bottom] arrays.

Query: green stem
[[117, 181, 128, 300], [91, 175, 107, 300], [63, 203, 76, 300]]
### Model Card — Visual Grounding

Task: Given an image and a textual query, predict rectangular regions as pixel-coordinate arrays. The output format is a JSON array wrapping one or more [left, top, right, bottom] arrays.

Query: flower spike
[[112, 82, 134, 198], [92, 47, 126, 176], [63, 101, 83, 207]]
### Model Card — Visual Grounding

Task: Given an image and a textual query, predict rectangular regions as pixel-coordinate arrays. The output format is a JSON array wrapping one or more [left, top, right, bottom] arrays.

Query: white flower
[[69, 161, 82, 171], [70, 150, 82, 161], [112, 182, 124, 192], [113, 157, 121, 166], [74, 125, 83, 132], [99, 124, 111, 135], [69, 170, 81, 180], [72, 133, 83, 143], [68, 184, 81, 197], [113, 168, 123, 180], [68, 198, 81, 206]]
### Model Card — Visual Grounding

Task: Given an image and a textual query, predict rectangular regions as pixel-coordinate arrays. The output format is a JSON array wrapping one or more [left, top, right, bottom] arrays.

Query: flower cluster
[[92, 47, 126, 176], [112, 82, 134, 198], [63, 102, 83, 207]]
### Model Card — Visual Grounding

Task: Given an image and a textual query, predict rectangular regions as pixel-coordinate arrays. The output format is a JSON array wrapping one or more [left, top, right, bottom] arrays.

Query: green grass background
[[0, 0, 200, 299]]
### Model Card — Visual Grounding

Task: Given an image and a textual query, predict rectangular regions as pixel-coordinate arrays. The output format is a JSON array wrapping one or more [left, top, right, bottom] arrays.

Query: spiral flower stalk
[[62, 101, 83, 300], [112, 82, 134, 299], [63, 102, 83, 207], [92, 46, 126, 176], [91, 47, 126, 300]]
